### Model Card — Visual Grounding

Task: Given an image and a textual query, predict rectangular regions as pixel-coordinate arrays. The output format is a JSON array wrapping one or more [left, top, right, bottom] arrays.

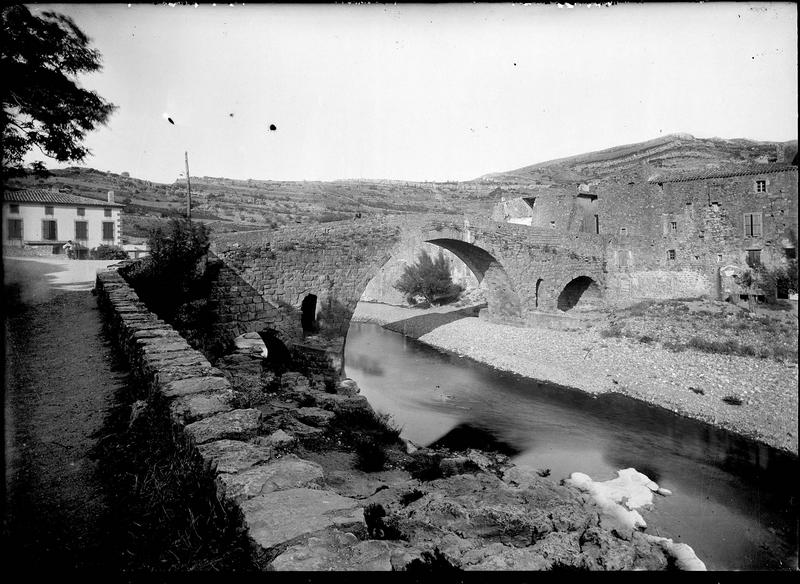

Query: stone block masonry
[[93, 267, 367, 568], [208, 214, 608, 354]]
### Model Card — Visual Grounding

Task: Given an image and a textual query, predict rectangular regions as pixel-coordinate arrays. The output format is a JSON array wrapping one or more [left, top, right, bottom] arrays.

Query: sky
[[22, 2, 799, 184]]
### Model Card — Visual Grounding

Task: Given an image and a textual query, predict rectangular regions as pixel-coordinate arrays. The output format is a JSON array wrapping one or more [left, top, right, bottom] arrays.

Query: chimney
[[776, 144, 785, 164], [107, 190, 115, 204]]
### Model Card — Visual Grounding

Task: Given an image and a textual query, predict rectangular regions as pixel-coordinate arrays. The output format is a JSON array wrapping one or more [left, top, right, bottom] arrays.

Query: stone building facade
[[493, 163, 798, 303], [2, 189, 123, 257]]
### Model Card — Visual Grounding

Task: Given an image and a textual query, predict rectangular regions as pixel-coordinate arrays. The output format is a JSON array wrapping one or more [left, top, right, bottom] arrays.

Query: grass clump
[[599, 325, 623, 338], [355, 436, 388, 472], [722, 395, 743, 406], [363, 503, 403, 540], [91, 393, 255, 571], [408, 452, 446, 482]]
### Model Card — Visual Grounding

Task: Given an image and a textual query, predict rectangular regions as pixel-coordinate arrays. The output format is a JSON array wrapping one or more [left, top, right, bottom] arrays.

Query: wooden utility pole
[[185, 150, 192, 220]]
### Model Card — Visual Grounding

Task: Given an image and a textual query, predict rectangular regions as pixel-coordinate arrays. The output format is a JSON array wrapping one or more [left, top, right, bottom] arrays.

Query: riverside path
[[3, 257, 126, 570]]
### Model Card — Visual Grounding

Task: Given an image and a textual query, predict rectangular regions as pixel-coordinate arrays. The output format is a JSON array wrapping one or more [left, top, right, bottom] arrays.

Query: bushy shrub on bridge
[[126, 218, 212, 325], [394, 250, 462, 306], [92, 244, 128, 260]]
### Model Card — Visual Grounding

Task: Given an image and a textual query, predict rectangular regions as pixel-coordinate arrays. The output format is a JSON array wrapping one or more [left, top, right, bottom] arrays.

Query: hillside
[[5, 133, 796, 242], [4, 169, 494, 241], [477, 134, 798, 185]]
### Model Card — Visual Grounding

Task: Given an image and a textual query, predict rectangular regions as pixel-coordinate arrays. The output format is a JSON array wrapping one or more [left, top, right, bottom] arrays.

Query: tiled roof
[[649, 164, 797, 184], [3, 189, 124, 207]]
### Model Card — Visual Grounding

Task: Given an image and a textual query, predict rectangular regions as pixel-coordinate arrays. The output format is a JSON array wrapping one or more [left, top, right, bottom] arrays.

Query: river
[[343, 321, 798, 571]]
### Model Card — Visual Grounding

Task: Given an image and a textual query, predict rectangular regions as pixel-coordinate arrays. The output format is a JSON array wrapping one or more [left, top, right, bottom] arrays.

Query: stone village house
[[492, 162, 798, 304], [2, 189, 123, 258]]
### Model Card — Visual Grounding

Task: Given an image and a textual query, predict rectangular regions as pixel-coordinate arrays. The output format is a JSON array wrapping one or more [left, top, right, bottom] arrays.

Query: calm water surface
[[344, 321, 798, 571]]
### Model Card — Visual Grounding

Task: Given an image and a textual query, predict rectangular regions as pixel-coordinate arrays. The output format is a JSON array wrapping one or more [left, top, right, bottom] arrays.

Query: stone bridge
[[206, 214, 606, 366]]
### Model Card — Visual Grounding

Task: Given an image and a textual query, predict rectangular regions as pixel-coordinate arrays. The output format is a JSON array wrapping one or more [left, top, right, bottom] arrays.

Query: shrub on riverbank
[[603, 299, 797, 363]]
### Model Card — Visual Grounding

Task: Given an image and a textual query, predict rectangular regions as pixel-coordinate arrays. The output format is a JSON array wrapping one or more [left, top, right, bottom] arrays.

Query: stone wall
[[493, 166, 798, 304]]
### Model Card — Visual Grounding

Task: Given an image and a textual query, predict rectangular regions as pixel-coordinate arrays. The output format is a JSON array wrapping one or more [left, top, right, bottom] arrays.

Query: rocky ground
[[205, 347, 703, 571], [352, 299, 799, 456]]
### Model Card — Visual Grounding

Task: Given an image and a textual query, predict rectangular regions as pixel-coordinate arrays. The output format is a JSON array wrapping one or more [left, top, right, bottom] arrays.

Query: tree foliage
[[394, 250, 458, 306], [1, 5, 117, 178], [126, 219, 211, 322]]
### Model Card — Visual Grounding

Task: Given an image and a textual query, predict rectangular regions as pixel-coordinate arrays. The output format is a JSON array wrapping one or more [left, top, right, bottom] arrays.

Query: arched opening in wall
[[257, 329, 292, 373], [301, 294, 319, 335], [535, 278, 543, 309], [352, 237, 522, 342], [425, 238, 523, 321], [557, 276, 601, 312]]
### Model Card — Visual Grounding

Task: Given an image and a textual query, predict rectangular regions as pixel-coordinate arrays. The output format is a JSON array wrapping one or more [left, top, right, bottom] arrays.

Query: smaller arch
[[257, 329, 293, 374], [535, 278, 543, 309], [301, 293, 319, 334], [557, 276, 602, 312]]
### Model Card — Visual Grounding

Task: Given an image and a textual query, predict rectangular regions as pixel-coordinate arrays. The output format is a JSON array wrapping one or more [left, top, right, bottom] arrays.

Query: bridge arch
[[419, 238, 522, 321], [556, 275, 602, 312]]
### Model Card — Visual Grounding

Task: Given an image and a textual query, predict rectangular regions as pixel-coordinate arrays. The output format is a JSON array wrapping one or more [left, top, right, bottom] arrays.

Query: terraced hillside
[[478, 134, 798, 185], [4, 169, 494, 241], [5, 133, 795, 242]]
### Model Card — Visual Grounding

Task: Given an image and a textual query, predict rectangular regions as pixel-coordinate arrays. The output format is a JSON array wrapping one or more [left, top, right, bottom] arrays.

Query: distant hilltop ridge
[[477, 133, 798, 186]]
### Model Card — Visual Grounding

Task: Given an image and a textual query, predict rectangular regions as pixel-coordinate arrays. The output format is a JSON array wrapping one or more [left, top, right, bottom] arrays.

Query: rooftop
[[3, 189, 124, 207], [649, 163, 797, 184]]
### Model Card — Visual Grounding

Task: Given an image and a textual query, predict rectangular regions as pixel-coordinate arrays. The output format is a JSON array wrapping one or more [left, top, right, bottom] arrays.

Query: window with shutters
[[743, 213, 762, 238], [755, 180, 767, 193], [45, 206, 54, 216], [8, 218, 23, 240], [42, 219, 57, 241], [75, 221, 88, 241], [102, 221, 114, 241], [10, 204, 19, 214], [746, 249, 762, 267], [670, 221, 677, 232], [77, 207, 85, 216], [104, 208, 112, 218], [667, 249, 676, 261]]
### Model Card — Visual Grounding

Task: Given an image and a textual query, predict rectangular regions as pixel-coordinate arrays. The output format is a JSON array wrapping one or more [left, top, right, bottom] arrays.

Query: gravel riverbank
[[352, 302, 799, 456]]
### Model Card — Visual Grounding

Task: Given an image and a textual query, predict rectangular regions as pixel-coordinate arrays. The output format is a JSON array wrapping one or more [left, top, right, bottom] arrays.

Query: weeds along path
[[3, 289, 129, 569]]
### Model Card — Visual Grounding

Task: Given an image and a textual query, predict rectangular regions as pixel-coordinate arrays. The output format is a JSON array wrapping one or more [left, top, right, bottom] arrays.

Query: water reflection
[[344, 321, 798, 570]]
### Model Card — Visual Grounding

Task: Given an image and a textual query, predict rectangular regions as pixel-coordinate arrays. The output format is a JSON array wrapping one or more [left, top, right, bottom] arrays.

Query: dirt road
[[3, 257, 127, 569]]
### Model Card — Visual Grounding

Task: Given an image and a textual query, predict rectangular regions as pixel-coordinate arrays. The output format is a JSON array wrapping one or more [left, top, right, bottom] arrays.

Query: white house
[[2, 189, 123, 257]]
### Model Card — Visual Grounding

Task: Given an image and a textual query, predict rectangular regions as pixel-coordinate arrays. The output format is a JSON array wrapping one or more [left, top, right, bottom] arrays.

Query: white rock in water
[[566, 468, 673, 534], [404, 439, 418, 454], [657, 487, 673, 496], [569, 468, 657, 510], [644, 535, 706, 571]]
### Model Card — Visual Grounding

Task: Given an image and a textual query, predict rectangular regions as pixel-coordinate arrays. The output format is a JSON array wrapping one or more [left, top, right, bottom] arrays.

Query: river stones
[[269, 529, 411, 571], [335, 378, 360, 397], [197, 439, 274, 474], [184, 408, 262, 445], [168, 389, 234, 424], [241, 488, 365, 551], [295, 406, 335, 428], [580, 527, 670, 571], [216, 455, 325, 504], [162, 375, 232, 398], [260, 429, 296, 448]]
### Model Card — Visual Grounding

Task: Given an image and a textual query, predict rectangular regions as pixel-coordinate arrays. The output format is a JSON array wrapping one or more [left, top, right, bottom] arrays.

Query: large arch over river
[[206, 213, 605, 364]]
